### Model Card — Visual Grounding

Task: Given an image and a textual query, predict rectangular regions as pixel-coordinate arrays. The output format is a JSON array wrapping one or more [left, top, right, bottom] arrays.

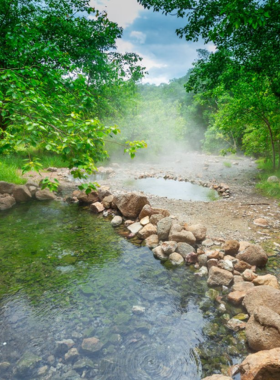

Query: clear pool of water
[[0, 202, 244, 379], [123, 178, 219, 201]]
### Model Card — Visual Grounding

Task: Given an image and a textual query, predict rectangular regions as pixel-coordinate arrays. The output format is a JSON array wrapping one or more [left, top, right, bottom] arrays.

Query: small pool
[[123, 178, 219, 201]]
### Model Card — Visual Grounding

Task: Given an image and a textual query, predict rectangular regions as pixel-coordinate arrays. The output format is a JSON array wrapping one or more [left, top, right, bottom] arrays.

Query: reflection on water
[[0, 202, 243, 379], [123, 178, 219, 201]]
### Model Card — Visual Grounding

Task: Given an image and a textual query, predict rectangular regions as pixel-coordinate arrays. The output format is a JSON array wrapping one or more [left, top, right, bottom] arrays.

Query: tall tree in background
[[0, 0, 146, 187]]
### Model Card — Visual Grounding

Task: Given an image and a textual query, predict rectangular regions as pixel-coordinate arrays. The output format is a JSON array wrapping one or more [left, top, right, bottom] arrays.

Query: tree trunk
[[264, 118, 276, 171]]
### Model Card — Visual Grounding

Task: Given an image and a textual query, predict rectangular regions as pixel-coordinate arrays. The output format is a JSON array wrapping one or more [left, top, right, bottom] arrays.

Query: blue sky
[[91, 0, 214, 85]]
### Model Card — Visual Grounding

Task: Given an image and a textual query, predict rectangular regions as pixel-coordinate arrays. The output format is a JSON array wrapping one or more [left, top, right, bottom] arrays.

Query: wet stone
[[14, 352, 42, 377]]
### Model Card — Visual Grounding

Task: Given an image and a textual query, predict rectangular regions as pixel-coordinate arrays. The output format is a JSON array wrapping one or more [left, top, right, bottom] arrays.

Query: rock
[[132, 305, 145, 314], [185, 223, 207, 241], [38, 365, 48, 376], [89, 202, 105, 213], [233, 281, 254, 294], [73, 357, 95, 370], [239, 347, 280, 380], [55, 339, 75, 356], [202, 239, 214, 247], [114, 193, 150, 219], [0, 194, 16, 210], [223, 240, 240, 256], [253, 218, 269, 227], [65, 348, 79, 362], [243, 285, 280, 315], [207, 267, 234, 287], [140, 216, 150, 226], [0, 181, 14, 194], [185, 252, 198, 265], [207, 259, 219, 269], [253, 274, 279, 289], [35, 189, 56, 200], [234, 260, 252, 272], [236, 244, 268, 268], [228, 291, 246, 305], [198, 254, 208, 267], [239, 241, 251, 252], [161, 241, 177, 255], [157, 217, 173, 241], [127, 222, 142, 234], [81, 337, 104, 354], [13, 185, 32, 202], [0, 362, 10, 371], [14, 352, 41, 377], [226, 318, 246, 332], [169, 252, 184, 265], [97, 186, 111, 200], [195, 266, 208, 277], [77, 190, 99, 204], [169, 228, 196, 245], [150, 214, 165, 225], [145, 234, 159, 249], [246, 306, 280, 351], [223, 255, 236, 261], [124, 220, 134, 227], [153, 246, 168, 261], [138, 223, 157, 239], [139, 204, 170, 220], [28, 186, 38, 196], [111, 216, 123, 227], [176, 242, 195, 257], [242, 269, 258, 282], [102, 195, 114, 208], [218, 260, 234, 272], [267, 175, 279, 183], [206, 250, 221, 260], [202, 375, 232, 380]]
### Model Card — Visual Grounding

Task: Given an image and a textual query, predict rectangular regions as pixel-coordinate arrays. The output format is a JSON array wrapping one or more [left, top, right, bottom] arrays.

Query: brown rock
[[253, 218, 269, 227], [232, 281, 254, 294], [223, 240, 240, 256], [35, 189, 56, 200], [242, 269, 258, 282], [239, 241, 251, 252], [90, 202, 105, 213], [206, 250, 221, 260], [0, 195, 16, 210], [13, 185, 32, 202], [102, 195, 114, 209], [150, 214, 165, 225], [97, 186, 111, 200], [234, 260, 252, 272], [228, 291, 246, 305], [81, 337, 103, 354], [138, 223, 157, 240], [243, 285, 280, 315], [207, 267, 233, 287], [140, 216, 150, 226], [161, 241, 177, 255], [153, 246, 168, 261], [239, 348, 280, 380], [233, 275, 244, 284], [253, 274, 279, 289], [207, 259, 219, 270], [185, 252, 198, 265], [226, 318, 246, 332], [185, 223, 207, 241], [202, 376, 232, 380], [169, 252, 184, 265], [114, 193, 150, 219], [236, 244, 268, 268], [77, 191, 99, 204], [0, 181, 14, 194], [145, 234, 159, 249], [223, 255, 236, 261], [139, 204, 169, 220], [169, 229, 196, 245]]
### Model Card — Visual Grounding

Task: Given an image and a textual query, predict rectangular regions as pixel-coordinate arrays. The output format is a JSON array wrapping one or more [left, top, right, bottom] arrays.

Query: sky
[[91, 0, 214, 85]]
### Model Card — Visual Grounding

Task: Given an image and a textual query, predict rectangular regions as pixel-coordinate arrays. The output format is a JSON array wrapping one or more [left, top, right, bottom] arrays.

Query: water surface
[[0, 202, 244, 379]]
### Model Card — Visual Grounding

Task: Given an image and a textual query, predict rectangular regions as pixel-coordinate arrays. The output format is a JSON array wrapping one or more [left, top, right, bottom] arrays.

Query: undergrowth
[[256, 159, 280, 198]]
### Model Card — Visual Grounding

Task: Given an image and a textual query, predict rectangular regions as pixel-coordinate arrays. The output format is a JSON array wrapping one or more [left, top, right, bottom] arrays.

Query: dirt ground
[[26, 152, 280, 253]]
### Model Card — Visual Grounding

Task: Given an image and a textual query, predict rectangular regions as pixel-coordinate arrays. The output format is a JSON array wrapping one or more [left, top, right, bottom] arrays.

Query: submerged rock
[[81, 337, 104, 354], [14, 352, 41, 377]]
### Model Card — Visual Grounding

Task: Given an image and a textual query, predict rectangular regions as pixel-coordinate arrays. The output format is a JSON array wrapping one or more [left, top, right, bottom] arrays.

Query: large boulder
[[139, 204, 169, 220], [239, 348, 280, 380], [13, 185, 32, 202], [35, 189, 56, 200], [157, 217, 173, 241], [243, 285, 280, 315], [0, 181, 14, 194], [0, 194, 16, 210], [138, 223, 157, 240], [236, 244, 268, 268], [185, 223, 207, 241], [246, 306, 280, 351], [207, 266, 233, 287], [114, 193, 150, 219], [77, 191, 99, 204]]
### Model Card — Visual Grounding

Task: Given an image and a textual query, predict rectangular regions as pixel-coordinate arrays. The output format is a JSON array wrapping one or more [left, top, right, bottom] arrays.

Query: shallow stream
[[0, 201, 246, 379]]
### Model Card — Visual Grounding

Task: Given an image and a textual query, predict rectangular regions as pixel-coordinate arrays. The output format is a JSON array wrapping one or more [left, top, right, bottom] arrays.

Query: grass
[[256, 158, 280, 199], [223, 161, 232, 168], [0, 150, 66, 184]]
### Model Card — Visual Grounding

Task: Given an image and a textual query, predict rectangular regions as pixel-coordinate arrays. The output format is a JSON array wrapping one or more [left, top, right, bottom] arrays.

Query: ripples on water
[[0, 202, 244, 379]]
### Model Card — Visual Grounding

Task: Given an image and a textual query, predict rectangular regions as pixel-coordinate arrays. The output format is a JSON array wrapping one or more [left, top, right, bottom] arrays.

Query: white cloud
[[130, 31, 146, 44], [90, 0, 143, 28]]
